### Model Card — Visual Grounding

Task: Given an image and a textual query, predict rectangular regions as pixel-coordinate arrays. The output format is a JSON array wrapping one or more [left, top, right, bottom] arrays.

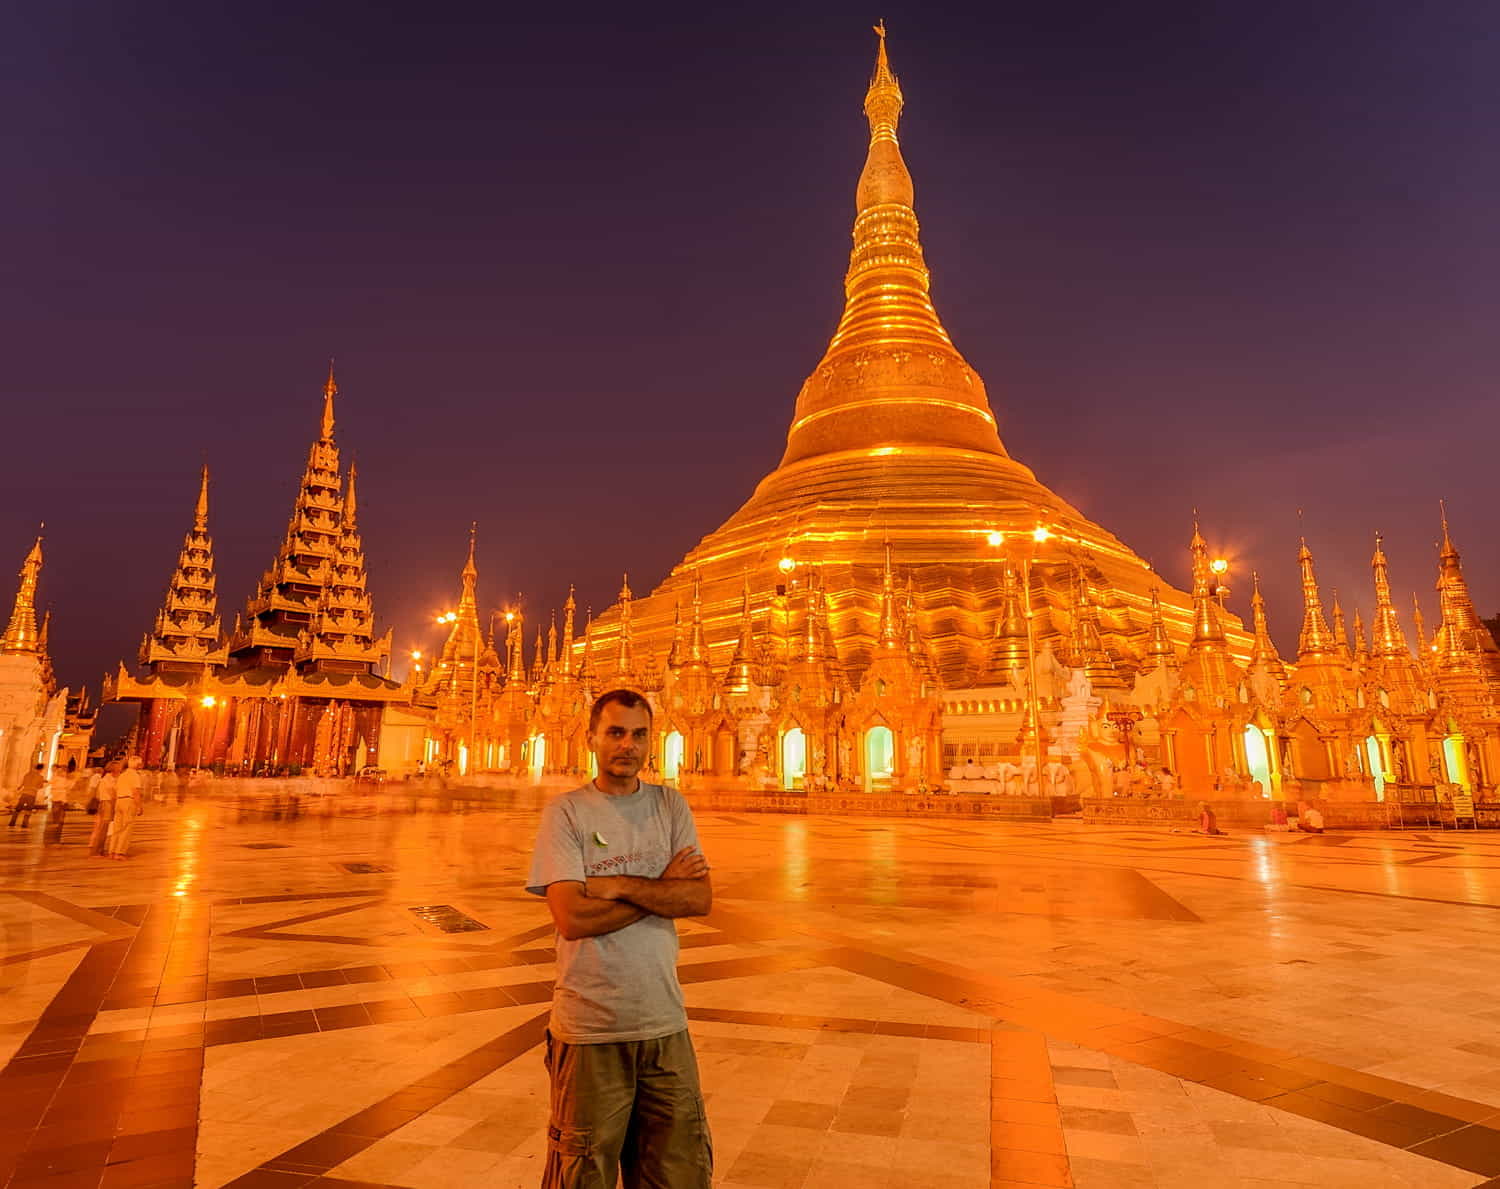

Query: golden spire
[[1352, 608, 1369, 667], [2, 534, 43, 654], [1188, 517, 1225, 651], [577, 609, 595, 687], [803, 573, 826, 664], [1296, 537, 1336, 659], [141, 471, 226, 672], [321, 359, 337, 441], [616, 574, 634, 675], [687, 571, 709, 666], [1144, 586, 1179, 671], [1248, 571, 1285, 677], [560, 585, 576, 678], [547, 613, 559, 672], [432, 528, 484, 706], [726, 574, 757, 693], [1330, 590, 1351, 662], [460, 522, 478, 606], [1369, 533, 1410, 659], [779, 25, 1005, 467], [902, 574, 930, 676], [1411, 593, 1430, 659], [879, 540, 903, 649], [1073, 568, 1123, 688], [667, 600, 684, 669], [989, 563, 1028, 673], [507, 610, 526, 684], [530, 626, 545, 685], [1432, 506, 1500, 682], [194, 463, 210, 533]]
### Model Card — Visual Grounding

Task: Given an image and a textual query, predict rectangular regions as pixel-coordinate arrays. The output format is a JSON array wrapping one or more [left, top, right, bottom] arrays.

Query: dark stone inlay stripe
[[407, 905, 487, 933]]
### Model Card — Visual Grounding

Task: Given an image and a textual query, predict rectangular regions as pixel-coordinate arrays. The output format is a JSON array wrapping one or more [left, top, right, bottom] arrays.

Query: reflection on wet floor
[[3, 788, 1500, 1188]]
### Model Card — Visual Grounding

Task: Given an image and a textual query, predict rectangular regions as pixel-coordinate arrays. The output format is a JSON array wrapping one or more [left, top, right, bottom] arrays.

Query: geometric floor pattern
[[4, 796, 1500, 1188]]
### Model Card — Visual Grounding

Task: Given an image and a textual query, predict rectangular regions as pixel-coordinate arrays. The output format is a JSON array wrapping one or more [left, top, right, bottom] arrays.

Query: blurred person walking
[[8, 764, 45, 828], [107, 757, 145, 859], [88, 761, 121, 856]]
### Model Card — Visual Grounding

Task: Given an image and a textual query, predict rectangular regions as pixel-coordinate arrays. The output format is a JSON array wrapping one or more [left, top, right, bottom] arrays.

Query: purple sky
[[4, 1, 1498, 694]]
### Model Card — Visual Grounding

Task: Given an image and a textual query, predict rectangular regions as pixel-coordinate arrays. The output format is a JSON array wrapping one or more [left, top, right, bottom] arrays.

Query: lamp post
[[196, 695, 216, 772], [1210, 557, 1229, 610], [988, 526, 1053, 791]]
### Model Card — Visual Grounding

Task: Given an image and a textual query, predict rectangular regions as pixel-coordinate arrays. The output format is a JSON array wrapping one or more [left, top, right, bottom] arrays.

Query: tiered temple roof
[[140, 466, 228, 672]]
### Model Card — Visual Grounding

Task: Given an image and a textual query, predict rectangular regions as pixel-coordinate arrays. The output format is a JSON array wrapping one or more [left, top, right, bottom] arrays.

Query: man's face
[[591, 701, 651, 781]]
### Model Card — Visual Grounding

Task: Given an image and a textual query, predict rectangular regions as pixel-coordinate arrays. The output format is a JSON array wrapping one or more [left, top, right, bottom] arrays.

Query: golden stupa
[[585, 27, 1251, 689]]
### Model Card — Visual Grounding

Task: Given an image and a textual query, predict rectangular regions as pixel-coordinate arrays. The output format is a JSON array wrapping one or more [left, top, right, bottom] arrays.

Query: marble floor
[[3, 793, 1500, 1189]]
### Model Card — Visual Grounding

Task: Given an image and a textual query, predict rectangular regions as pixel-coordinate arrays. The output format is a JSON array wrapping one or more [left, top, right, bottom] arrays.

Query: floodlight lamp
[[1032, 526, 1052, 543], [777, 556, 796, 574], [986, 531, 1004, 547]]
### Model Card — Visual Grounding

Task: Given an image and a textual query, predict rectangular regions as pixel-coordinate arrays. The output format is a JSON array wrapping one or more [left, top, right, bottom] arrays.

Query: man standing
[[8, 764, 45, 828], [527, 688, 713, 1189]]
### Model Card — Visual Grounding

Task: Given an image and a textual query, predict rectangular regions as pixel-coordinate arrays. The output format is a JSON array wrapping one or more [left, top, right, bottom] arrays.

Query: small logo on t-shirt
[[592, 831, 609, 847]]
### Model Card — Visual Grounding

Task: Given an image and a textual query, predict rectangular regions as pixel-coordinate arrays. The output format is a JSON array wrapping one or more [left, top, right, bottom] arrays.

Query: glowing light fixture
[[777, 556, 796, 574], [200, 695, 216, 709], [986, 531, 1004, 547], [1033, 526, 1053, 543], [1210, 558, 1229, 576]]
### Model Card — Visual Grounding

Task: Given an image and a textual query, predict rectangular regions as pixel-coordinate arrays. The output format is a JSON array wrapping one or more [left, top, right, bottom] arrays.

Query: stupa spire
[[726, 574, 757, 693], [1411, 594, 1431, 660], [779, 25, 1005, 466], [616, 574, 634, 676], [1296, 538, 1336, 659], [1432, 507, 1500, 683], [1188, 517, 1225, 651], [507, 611, 526, 685], [1331, 590, 1352, 662], [560, 586, 577, 677], [194, 462, 210, 532], [141, 470, 226, 671], [1248, 572, 1285, 677], [321, 359, 337, 441], [301, 459, 387, 671], [667, 601, 684, 670], [1144, 586, 1179, 671], [1352, 609, 1369, 667], [1369, 533, 1410, 659], [879, 540, 903, 649], [687, 572, 709, 666], [432, 528, 484, 703], [2, 534, 44, 655]]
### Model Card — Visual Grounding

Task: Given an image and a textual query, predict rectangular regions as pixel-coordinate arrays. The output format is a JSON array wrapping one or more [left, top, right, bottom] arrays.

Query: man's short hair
[[589, 688, 653, 734]]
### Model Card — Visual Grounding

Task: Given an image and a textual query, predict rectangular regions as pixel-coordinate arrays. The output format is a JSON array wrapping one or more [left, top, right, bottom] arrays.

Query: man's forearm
[[590, 876, 711, 918], [560, 895, 647, 939]]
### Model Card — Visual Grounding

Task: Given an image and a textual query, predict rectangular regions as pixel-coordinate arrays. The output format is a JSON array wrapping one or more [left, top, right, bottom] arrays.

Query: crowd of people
[[2, 755, 199, 857]]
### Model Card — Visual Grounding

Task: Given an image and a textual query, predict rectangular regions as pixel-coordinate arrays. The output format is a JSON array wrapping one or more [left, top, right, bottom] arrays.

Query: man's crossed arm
[[544, 847, 712, 941]]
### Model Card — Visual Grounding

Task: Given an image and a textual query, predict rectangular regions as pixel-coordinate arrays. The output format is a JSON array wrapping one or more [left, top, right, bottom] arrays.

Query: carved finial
[[320, 359, 337, 440], [195, 463, 210, 532]]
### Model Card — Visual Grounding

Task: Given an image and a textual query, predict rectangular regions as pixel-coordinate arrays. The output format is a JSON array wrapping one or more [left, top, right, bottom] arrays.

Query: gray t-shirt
[[526, 782, 700, 1044]]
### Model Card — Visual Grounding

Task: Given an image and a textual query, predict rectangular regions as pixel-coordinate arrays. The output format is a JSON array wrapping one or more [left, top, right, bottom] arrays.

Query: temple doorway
[[529, 733, 547, 783], [663, 731, 683, 781], [1363, 736, 1386, 799], [865, 726, 894, 790], [1442, 735, 1472, 792], [1243, 726, 1272, 796], [782, 728, 806, 788]]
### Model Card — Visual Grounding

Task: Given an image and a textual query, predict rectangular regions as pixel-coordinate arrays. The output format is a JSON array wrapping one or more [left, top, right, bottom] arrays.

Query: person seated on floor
[[1198, 801, 1226, 836], [1297, 801, 1325, 833]]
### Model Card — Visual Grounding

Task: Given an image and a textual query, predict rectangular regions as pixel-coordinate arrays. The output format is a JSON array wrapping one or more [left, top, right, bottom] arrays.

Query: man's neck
[[592, 774, 641, 797]]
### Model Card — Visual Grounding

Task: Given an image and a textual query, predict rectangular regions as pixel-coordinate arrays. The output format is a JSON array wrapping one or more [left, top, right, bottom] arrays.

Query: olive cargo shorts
[[542, 1028, 712, 1188]]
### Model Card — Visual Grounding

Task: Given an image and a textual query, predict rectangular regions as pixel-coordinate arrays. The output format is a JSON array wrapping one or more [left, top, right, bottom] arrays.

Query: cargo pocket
[[548, 1123, 594, 1157], [544, 1123, 600, 1189]]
